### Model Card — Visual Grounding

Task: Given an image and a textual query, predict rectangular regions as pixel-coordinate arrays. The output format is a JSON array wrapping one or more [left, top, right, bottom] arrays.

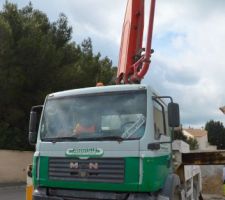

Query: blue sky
[[1, 0, 225, 127]]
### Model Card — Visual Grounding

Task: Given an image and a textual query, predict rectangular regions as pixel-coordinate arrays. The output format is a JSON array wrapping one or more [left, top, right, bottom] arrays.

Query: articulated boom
[[117, 0, 156, 84]]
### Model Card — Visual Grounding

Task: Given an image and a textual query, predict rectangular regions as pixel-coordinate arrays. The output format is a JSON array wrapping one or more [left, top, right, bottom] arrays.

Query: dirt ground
[[203, 194, 225, 200], [201, 166, 224, 195], [202, 174, 223, 195]]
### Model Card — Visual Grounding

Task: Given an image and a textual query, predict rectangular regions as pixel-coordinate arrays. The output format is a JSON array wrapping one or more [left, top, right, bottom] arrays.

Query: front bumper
[[33, 195, 62, 200], [33, 188, 62, 200], [32, 188, 154, 200]]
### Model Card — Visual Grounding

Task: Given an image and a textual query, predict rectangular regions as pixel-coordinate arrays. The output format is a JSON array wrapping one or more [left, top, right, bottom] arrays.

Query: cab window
[[153, 99, 167, 139]]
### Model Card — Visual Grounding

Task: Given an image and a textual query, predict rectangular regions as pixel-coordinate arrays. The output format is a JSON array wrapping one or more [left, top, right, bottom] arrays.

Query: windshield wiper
[[88, 136, 124, 142], [43, 135, 134, 142], [43, 136, 78, 142]]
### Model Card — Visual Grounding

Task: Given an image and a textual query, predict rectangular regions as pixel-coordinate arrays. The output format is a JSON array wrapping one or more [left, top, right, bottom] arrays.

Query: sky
[[1, 0, 225, 128]]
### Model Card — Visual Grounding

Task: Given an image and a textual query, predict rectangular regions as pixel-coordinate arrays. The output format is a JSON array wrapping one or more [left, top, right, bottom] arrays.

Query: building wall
[[183, 130, 194, 139], [205, 145, 217, 151], [196, 135, 208, 150], [0, 150, 33, 184]]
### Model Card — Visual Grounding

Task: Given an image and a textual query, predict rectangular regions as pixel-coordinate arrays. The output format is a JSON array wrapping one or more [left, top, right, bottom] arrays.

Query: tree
[[174, 128, 199, 150], [186, 137, 199, 150], [0, 2, 115, 150], [205, 120, 225, 149]]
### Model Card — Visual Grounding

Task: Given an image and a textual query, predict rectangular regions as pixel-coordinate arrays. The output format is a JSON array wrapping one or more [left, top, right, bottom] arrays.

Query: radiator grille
[[48, 157, 125, 183]]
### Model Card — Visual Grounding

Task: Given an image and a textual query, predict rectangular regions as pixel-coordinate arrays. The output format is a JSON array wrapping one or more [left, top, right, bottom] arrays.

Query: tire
[[161, 174, 181, 200]]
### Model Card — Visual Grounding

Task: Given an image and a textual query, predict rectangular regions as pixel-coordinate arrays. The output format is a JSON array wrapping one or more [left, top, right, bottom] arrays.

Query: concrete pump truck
[[27, 0, 202, 199]]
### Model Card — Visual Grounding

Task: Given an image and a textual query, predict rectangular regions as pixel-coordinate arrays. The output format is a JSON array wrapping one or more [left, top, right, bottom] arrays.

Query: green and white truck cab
[[29, 84, 180, 200]]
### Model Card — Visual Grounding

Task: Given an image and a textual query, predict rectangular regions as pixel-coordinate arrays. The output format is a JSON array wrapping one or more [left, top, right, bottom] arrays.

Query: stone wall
[[0, 150, 33, 184]]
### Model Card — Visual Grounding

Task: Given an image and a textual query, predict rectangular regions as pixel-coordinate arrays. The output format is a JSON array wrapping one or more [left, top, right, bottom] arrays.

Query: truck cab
[[29, 84, 180, 200]]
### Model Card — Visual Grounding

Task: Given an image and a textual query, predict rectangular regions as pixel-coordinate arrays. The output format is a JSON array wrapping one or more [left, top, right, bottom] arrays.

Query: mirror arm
[[31, 105, 43, 112], [152, 96, 173, 103]]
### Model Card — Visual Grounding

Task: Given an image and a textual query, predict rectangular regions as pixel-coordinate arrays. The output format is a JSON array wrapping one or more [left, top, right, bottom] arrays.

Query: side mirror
[[28, 105, 43, 145], [29, 111, 38, 145], [168, 102, 180, 127]]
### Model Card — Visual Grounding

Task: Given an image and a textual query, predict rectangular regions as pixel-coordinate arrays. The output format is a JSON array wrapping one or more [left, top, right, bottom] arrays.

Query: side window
[[153, 99, 167, 139]]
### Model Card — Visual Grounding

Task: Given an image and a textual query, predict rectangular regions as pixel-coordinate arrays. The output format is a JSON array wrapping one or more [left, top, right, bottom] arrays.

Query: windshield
[[40, 90, 146, 141]]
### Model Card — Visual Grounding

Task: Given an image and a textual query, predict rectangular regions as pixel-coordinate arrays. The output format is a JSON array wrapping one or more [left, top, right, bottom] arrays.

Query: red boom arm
[[116, 0, 156, 84]]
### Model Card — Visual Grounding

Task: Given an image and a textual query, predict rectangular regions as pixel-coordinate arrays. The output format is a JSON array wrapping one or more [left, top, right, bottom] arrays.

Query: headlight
[[33, 187, 47, 196]]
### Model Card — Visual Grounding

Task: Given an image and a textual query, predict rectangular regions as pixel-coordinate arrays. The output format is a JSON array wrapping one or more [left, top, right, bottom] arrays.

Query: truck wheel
[[161, 174, 181, 200]]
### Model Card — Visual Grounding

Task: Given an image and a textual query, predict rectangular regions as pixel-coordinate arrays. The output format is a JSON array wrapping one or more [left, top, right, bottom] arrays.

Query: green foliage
[[174, 128, 199, 150], [205, 120, 225, 149], [0, 2, 115, 150], [186, 137, 199, 150]]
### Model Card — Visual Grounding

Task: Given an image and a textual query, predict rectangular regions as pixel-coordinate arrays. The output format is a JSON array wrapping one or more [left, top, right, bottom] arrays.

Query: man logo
[[89, 162, 98, 170], [70, 162, 79, 169]]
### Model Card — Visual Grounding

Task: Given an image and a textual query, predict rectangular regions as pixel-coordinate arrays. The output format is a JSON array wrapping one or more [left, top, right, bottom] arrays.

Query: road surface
[[0, 186, 25, 200], [1, 186, 225, 200]]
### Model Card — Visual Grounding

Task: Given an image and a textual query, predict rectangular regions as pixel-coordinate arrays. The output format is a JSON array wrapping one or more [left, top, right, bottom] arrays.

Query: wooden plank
[[182, 151, 225, 165]]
